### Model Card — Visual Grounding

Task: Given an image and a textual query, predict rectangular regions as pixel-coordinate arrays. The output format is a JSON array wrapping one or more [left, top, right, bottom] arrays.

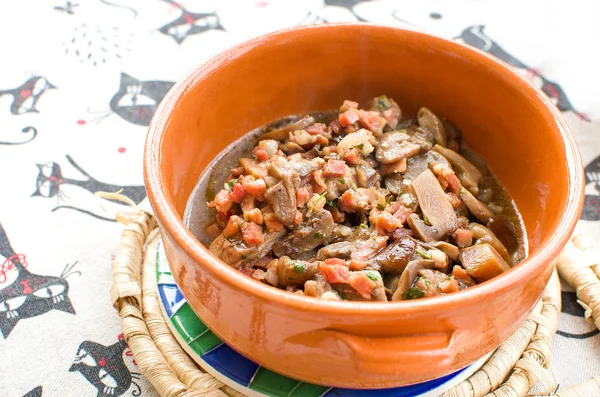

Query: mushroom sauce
[[185, 96, 527, 302]]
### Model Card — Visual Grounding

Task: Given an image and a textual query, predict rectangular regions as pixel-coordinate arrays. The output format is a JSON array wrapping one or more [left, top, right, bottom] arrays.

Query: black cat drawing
[[158, 0, 224, 44], [0, 222, 78, 339], [109, 73, 173, 126], [70, 337, 141, 397], [302, 0, 372, 24], [557, 291, 600, 339], [22, 386, 43, 397], [32, 155, 146, 221], [581, 155, 600, 221], [0, 76, 56, 115], [0, 126, 37, 146], [455, 25, 589, 122]]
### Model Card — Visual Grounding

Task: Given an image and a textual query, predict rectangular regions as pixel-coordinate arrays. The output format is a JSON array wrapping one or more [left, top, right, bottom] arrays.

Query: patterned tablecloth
[[1, 1, 599, 396]]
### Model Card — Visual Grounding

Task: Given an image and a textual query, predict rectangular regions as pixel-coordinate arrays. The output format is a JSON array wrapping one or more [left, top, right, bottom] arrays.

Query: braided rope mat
[[110, 202, 600, 397]]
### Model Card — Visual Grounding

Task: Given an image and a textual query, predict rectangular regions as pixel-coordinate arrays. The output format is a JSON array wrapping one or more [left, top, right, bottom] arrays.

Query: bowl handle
[[287, 328, 464, 376]]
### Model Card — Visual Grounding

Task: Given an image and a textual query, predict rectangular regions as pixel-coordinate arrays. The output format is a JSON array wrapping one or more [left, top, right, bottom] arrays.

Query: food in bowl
[[188, 96, 526, 302]]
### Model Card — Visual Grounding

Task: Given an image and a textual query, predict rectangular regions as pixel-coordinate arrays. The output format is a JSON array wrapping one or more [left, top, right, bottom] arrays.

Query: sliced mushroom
[[468, 223, 511, 264], [487, 215, 519, 252], [288, 158, 318, 178], [430, 240, 460, 261], [391, 259, 437, 301], [239, 158, 267, 179], [432, 144, 482, 195], [407, 213, 441, 242], [375, 131, 421, 164], [384, 174, 404, 195], [272, 210, 334, 258], [209, 234, 256, 266], [275, 257, 320, 287], [442, 119, 462, 150], [356, 162, 380, 187], [460, 188, 494, 223], [418, 107, 447, 147], [412, 169, 458, 237], [459, 243, 510, 283], [404, 151, 451, 181], [316, 241, 356, 260], [372, 236, 416, 274], [280, 142, 305, 154], [260, 116, 315, 141]]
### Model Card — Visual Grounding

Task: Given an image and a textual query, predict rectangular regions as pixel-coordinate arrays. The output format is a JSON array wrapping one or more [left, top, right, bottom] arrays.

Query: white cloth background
[[0, 1, 599, 396]]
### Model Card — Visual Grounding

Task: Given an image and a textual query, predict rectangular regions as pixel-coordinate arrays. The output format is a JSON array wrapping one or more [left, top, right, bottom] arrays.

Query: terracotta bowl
[[144, 24, 583, 388]]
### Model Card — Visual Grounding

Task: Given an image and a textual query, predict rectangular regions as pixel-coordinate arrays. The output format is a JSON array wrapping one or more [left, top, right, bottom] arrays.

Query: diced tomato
[[381, 107, 400, 129], [296, 188, 310, 207], [216, 211, 230, 227], [338, 190, 357, 213], [242, 222, 263, 246], [348, 260, 368, 271], [252, 147, 269, 162], [305, 123, 328, 136], [338, 109, 360, 127], [446, 192, 461, 209], [207, 189, 233, 213], [320, 263, 350, 284], [223, 215, 242, 238], [314, 134, 329, 147], [294, 210, 303, 224], [330, 119, 342, 135], [358, 110, 386, 135], [325, 258, 346, 266], [263, 213, 284, 232], [453, 228, 473, 247], [244, 208, 263, 225], [312, 169, 327, 194], [328, 206, 345, 223], [370, 210, 402, 234], [392, 205, 413, 225], [446, 173, 462, 193], [343, 147, 359, 165], [342, 100, 359, 109], [439, 277, 459, 293], [380, 158, 407, 175], [205, 223, 221, 239], [323, 160, 347, 177], [230, 183, 246, 204], [241, 177, 267, 197], [349, 273, 376, 299]]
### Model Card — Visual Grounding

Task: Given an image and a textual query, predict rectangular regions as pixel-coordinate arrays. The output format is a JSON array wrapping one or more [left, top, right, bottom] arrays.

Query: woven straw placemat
[[109, 201, 600, 397]]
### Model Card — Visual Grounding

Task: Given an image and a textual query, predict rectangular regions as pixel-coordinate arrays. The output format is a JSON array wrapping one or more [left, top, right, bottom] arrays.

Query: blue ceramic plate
[[155, 238, 489, 397]]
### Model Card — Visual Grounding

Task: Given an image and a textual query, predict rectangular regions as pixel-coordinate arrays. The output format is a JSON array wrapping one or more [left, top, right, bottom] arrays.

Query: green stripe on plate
[[156, 241, 172, 276], [170, 303, 222, 353], [249, 368, 327, 396]]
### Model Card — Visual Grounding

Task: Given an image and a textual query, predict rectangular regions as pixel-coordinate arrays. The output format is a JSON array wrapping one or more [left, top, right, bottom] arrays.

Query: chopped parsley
[[402, 287, 425, 300], [461, 188, 468, 195], [422, 213, 429, 225], [241, 254, 247, 260], [419, 276, 431, 285], [339, 179, 346, 185], [356, 143, 364, 150], [377, 203, 385, 210], [252, 153, 258, 160], [415, 247, 432, 259], [314, 232, 324, 239], [326, 198, 337, 207], [293, 262, 306, 274], [366, 272, 379, 281], [386, 195, 393, 204], [377, 97, 388, 110], [359, 223, 369, 229], [226, 178, 238, 190]]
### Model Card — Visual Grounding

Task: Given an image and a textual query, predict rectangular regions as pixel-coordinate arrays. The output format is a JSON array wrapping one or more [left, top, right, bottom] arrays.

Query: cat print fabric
[[0, 0, 599, 395], [70, 335, 142, 397], [32, 155, 146, 221], [109, 73, 174, 126], [0, 222, 77, 339]]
